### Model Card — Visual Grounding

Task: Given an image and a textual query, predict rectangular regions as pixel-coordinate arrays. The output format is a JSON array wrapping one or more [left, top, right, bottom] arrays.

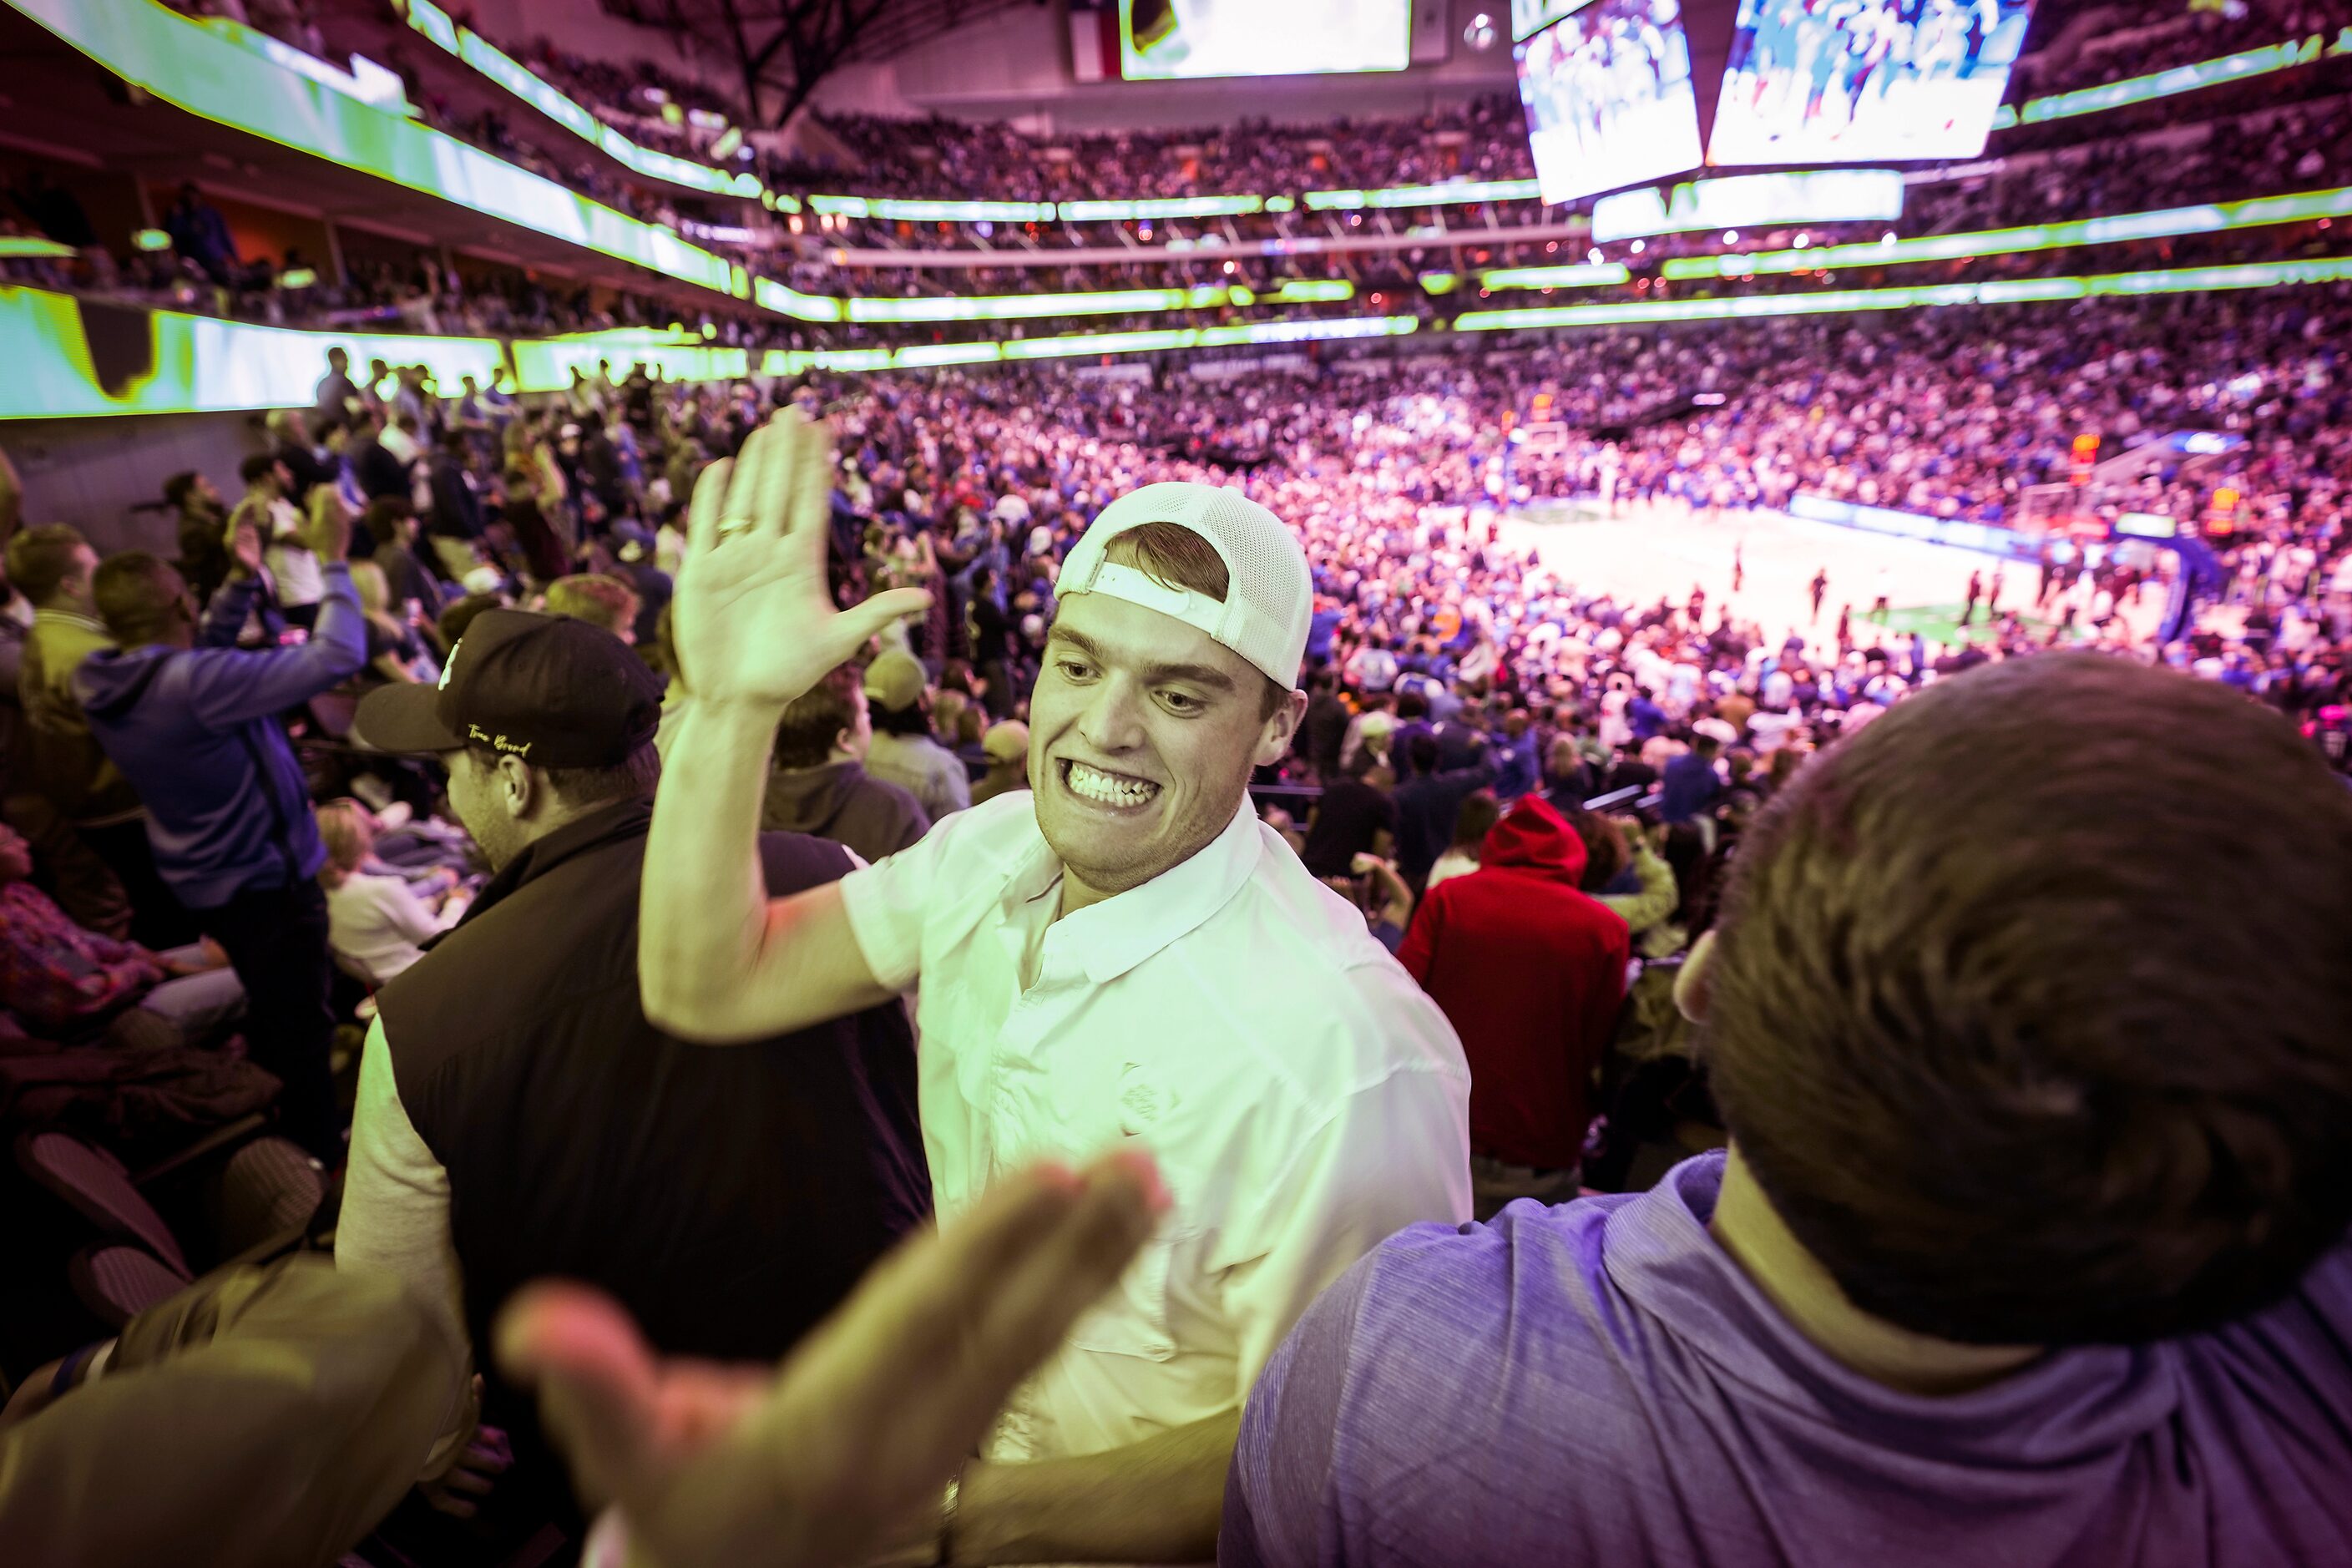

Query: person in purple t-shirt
[[1225, 653, 2352, 1568]]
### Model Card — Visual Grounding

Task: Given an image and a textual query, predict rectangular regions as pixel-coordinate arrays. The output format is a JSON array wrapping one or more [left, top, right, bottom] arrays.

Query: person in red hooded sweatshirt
[[1398, 794, 1630, 1220]]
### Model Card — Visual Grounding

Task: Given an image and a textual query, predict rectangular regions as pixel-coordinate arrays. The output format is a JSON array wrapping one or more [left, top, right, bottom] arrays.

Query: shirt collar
[[440, 798, 650, 946], [1017, 799, 1262, 989], [32, 606, 105, 633], [1600, 1151, 2173, 1461]]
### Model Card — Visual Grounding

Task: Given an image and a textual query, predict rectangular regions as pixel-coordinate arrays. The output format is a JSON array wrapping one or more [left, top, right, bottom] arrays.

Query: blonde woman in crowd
[[316, 801, 468, 985]]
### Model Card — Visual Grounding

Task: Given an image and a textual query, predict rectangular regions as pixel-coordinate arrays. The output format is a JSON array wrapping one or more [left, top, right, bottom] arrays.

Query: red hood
[[1480, 794, 1589, 883]]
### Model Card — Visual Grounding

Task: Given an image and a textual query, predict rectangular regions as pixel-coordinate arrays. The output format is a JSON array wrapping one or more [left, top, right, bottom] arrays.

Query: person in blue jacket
[[76, 490, 367, 1161]]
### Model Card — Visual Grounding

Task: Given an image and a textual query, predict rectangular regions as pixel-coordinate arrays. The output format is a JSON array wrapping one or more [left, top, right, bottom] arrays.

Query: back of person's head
[[314, 801, 373, 889], [544, 574, 639, 640], [772, 665, 866, 770], [5, 524, 91, 608], [438, 591, 506, 649], [933, 686, 971, 739], [1396, 690, 1430, 722], [162, 471, 203, 512], [954, 703, 986, 751], [237, 452, 279, 492], [1449, 789, 1501, 853], [92, 552, 188, 646], [1563, 807, 1627, 892], [1706, 654, 2352, 1348], [1406, 734, 1440, 777], [362, 497, 415, 549]]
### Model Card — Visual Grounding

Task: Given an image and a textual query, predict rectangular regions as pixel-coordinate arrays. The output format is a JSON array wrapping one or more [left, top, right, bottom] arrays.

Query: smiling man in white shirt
[[640, 412, 1471, 1563]]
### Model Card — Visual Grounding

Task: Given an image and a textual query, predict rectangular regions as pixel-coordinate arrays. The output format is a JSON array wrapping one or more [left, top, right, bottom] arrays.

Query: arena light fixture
[[0, 236, 78, 259], [1656, 185, 2352, 281]]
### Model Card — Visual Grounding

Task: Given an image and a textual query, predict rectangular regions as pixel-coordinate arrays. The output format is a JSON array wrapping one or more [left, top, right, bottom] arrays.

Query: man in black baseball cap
[[336, 610, 929, 1560], [351, 608, 663, 867]]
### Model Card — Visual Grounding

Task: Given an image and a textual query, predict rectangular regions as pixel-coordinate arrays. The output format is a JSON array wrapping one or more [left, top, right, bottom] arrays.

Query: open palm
[[495, 1151, 1163, 1568], [678, 411, 932, 707]]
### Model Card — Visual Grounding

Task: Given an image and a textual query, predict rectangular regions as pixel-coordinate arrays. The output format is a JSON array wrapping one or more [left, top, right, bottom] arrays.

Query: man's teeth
[[1066, 761, 1160, 807]]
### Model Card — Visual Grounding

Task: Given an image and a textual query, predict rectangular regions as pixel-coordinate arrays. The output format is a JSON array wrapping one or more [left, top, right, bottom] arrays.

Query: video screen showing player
[[1516, 0, 1707, 205], [1119, 0, 1412, 78], [1709, 0, 2034, 164]]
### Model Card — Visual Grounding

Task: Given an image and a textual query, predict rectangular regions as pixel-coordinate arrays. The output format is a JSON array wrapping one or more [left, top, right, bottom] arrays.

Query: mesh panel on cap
[[1074, 483, 1312, 689]]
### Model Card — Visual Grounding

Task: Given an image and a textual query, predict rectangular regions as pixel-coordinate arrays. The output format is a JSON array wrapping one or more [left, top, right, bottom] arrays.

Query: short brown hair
[[544, 574, 640, 637], [772, 665, 863, 770], [1706, 654, 2352, 1346], [1101, 523, 1287, 721], [92, 552, 188, 645], [4, 524, 90, 608]]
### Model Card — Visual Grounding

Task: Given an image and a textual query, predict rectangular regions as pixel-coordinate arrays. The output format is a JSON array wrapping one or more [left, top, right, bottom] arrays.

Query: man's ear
[[1674, 929, 1717, 1024], [499, 752, 539, 817], [1253, 688, 1308, 769]]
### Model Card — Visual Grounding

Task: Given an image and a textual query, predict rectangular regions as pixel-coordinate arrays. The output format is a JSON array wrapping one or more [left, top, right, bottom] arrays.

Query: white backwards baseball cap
[[1056, 482, 1312, 690]]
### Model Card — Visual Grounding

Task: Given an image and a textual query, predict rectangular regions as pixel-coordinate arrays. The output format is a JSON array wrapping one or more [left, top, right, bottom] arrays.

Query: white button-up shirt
[[842, 791, 1471, 1461]]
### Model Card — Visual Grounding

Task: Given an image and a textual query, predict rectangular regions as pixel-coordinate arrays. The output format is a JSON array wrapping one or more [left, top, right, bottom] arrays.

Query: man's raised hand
[[678, 410, 932, 711]]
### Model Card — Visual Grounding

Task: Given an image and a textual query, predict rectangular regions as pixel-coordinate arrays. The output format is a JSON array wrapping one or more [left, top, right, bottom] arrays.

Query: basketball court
[[1494, 498, 2167, 657]]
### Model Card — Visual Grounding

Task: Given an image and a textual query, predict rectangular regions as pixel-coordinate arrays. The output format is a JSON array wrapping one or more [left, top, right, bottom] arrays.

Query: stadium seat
[[68, 1242, 194, 1329]]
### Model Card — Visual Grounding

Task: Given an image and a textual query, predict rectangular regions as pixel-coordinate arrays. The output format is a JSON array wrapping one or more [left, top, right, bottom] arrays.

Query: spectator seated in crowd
[[315, 800, 468, 987], [0, 822, 243, 1050], [859, 649, 973, 822], [969, 716, 1031, 807], [760, 662, 930, 865]]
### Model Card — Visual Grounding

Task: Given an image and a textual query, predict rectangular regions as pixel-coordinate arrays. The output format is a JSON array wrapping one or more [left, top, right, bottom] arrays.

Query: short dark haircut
[[1706, 654, 2352, 1347], [772, 665, 863, 770], [542, 740, 660, 808], [362, 496, 416, 547], [92, 552, 186, 644], [162, 471, 203, 509], [1101, 523, 1289, 721], [1395, 690, 1429, 722], [238, 452, 279, 488], [1564, 807, 1626, 892], [438, 592, 505, 648], [869, 698, 933, 739], [5, 524, 90, 607], [1449, 789, 1501, 852], [1405, 734, 1439, 776]]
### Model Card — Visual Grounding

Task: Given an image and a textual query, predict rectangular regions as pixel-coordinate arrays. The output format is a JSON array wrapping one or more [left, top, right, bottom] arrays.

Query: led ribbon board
[[0, 286, 1421, 417], [1990, 29, 2352, 129], [397, 0, 764, 200], [1656, 186, 2352, 281], [2, 0, 841, 320], [1454, 256, 2352, 331]]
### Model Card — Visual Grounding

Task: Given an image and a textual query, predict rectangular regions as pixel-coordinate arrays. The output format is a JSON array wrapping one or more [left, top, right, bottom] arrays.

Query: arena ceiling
[[595, 0, 1037, 126]]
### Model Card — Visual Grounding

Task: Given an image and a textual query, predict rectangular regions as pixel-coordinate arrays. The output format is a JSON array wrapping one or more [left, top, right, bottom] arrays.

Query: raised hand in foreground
[[496, 1150, 1166, 1568], [677, 409, 932, 710]]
